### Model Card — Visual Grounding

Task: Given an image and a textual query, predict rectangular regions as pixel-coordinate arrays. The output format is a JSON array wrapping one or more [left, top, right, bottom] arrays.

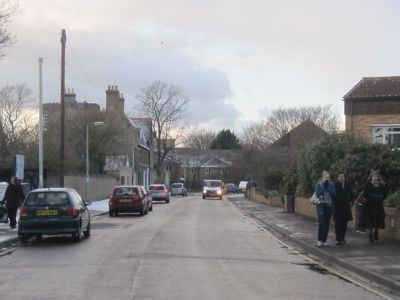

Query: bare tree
[[0, 0, 17, 58], [0, 84, 36, 163], [242, 104, 339, 148], [182, 124, 216, 150], [136, 81, 189, 179]]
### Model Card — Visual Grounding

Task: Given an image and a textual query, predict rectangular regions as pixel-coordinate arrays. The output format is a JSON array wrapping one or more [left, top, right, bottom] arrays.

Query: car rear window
[[171, 184, 182, 188], [149, 185, 165, 190], [204, 181, 222, 187], [25, 192, 70, 206], [113, 187, 139, 196]]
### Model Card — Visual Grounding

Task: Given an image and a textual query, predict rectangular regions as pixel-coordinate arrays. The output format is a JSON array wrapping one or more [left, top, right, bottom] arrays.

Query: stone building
[[43, 86, 154, 187], [344, 76, 400, 148]]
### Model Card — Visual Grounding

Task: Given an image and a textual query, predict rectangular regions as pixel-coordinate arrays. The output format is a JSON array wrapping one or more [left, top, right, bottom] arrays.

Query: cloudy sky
[[1, 0, 400, 132]]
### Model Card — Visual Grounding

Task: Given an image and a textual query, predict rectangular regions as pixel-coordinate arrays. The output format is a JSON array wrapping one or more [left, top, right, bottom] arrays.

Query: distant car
[[238, 181, 248, 193], [225, 183, 239, 194], [148, 184, 170, 203], [18, 188, 91, 243], [108, 185, 152, 217], [203, 179, 224, 200], [170, 183, 187, 197]]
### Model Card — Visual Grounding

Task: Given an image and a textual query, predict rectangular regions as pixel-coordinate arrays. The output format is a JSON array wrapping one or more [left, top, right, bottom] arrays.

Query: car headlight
[[203, 189, 207, 194], [217, 190, 222, 195]]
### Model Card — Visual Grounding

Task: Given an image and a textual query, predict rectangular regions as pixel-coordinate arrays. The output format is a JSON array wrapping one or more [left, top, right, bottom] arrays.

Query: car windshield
[[171, 184, 182, 188], [25, 192, 70, 206], [204, 181, 221, 187], [149, 185, 165, 190], [113, 187, 139, 196]]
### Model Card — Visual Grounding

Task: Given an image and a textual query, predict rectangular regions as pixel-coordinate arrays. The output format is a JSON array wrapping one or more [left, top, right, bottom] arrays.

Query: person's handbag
[[356, 191, 367, 205], [309, 192, 320, 205]]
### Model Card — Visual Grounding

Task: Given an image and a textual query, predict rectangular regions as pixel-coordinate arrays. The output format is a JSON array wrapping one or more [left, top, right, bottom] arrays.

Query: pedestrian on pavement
[[1, 176, 25, 229], [360, 170, 387, 243], [333, 172, 355, 245], [315, 171, 336, 247]]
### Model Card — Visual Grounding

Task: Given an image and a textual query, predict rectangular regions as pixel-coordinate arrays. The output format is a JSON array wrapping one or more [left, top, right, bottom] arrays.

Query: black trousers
[[7, 206, 18, 228], [316, 205, 332, 242], [335, 219, 348, 242]]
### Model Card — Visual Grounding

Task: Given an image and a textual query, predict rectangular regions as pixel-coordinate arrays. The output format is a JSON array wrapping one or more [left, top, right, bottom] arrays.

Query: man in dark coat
[[333, 172, 355, 245], [1, 176, 25, 229]]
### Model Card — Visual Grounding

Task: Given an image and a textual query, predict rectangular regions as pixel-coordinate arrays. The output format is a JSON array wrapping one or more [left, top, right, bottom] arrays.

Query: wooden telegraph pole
[[59, 29, 66, 187]]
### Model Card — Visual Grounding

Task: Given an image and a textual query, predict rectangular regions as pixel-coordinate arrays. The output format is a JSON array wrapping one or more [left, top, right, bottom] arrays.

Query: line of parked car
[[16, 182, 189, 244]]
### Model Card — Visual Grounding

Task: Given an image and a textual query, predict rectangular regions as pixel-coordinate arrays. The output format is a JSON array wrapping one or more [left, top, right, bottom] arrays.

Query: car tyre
[[166, 199, 170, 203], [202, 196, 205, 199], [36, 234, 42, 241], [84, 222, 91, 238], [73, 225, 82, 242], [109, 210, 113, 217], [19, 234, 28, 244], [219, 196, 222, 200], [149, 203, 153, 211]]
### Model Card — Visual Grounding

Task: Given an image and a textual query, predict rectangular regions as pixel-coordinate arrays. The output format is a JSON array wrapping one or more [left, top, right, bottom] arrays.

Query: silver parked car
[[148, 184, 170, 203], [170, 183, 188, 197]]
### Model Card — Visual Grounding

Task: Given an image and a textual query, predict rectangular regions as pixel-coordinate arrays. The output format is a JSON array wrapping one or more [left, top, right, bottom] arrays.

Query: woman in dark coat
[[1, 176, 25, 229], [361, 170, 387, 243], [333, 172, 355, 245]]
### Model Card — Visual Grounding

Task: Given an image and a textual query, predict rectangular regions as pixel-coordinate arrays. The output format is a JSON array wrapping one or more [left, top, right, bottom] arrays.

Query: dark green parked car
[[18, 188, 91, 243]]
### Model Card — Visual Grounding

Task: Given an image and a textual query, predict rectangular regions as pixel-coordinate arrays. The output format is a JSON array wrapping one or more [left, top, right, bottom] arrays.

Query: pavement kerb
[[228, 197, 400, 295], [0, 210, 108, 250]]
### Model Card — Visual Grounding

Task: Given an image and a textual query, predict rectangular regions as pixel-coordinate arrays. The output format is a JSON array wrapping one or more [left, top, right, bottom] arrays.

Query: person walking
[[361, 170, 387, 243], [315, 171, 336, 247], [333, 172, 355, 245], [1, 176, 25, 229]]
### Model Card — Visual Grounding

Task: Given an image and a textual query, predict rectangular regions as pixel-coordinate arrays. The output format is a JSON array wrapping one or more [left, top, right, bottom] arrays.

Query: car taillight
[[164, 189, 168, 193], [20, 207, 28, 217], [133, 195, 141, 201], [67, 207, 78, 216]]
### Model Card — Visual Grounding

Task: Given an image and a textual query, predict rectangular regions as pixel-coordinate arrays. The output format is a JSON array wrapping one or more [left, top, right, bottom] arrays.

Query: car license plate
[[36, 210, 58, 216], [119, 199, 131, 203]]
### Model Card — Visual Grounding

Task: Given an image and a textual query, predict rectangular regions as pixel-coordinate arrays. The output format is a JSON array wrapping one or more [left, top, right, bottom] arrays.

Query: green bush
[[385, 192, 400, 208]]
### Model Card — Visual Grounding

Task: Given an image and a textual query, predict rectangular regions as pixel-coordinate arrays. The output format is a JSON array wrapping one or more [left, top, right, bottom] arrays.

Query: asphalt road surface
[[0, 194, 384, 300]]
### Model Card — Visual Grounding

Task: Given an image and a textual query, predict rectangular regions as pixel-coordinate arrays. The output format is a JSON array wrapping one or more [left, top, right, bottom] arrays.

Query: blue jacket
[[315, 181, 336, 207]]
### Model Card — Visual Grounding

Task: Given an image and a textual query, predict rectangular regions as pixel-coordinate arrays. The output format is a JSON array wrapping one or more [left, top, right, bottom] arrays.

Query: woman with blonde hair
[[314, 171, 336, 247], [360, 169, 387, 243]]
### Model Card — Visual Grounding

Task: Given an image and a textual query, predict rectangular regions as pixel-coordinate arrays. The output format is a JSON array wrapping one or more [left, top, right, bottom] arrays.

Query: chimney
[[65, 88, 76, 104], [106, 85, 124, 114]]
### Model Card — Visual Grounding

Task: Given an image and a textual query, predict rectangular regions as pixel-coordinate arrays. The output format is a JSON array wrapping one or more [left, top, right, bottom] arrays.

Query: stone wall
[[47, 175, 118, 201], [249, 188, 283, 207]]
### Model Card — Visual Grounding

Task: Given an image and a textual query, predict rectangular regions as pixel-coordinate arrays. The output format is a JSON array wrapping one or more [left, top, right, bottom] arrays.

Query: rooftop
[[344, 76, 400, 99]]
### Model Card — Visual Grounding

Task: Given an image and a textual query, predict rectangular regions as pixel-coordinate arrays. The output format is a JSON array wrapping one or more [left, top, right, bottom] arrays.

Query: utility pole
[[59, 29, 66, 187], [38, 58, 44, 188]]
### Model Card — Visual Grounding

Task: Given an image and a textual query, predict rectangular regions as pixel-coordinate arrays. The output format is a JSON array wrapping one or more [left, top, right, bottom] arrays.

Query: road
[[0, 194, 384, 299]]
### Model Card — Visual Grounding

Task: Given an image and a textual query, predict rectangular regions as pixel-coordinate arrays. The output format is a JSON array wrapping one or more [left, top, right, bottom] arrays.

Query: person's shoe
[[317, 241, 323, 247], [336, 241, 341, 246], [341, 239, 347, 244], [322, 242, 328, 247], [369, 234, 374, 243]]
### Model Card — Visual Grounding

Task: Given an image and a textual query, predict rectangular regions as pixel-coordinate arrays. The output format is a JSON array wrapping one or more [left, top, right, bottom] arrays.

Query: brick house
[[344, 77, 400, 148], [268, 121, 327, 163]]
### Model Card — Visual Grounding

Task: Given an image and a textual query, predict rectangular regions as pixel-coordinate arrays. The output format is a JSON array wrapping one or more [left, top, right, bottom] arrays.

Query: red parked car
[[108, 185, 152, 217]]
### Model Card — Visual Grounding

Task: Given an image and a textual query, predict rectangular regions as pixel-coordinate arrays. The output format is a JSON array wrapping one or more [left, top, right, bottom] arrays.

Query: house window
[[190, 168, 195, 174], [204, 168, 210, 174], [372, 125, 400, 148]]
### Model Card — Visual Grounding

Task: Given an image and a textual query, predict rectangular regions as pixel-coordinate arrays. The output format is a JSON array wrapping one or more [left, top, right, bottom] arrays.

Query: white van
[[202, 179, 223, 200], [238, 181, 248, 193]]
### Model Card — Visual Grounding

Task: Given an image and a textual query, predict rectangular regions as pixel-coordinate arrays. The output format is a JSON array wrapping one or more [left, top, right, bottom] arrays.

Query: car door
[[72, 190, 90, 228]]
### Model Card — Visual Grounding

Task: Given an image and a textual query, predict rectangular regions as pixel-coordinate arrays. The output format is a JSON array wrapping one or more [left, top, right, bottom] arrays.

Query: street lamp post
[[86, 121, 105, 201]]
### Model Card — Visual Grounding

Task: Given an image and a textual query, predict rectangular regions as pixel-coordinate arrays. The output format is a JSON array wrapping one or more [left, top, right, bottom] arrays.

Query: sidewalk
[[228, 195, 400, 295], [0, 199, 109, 250]]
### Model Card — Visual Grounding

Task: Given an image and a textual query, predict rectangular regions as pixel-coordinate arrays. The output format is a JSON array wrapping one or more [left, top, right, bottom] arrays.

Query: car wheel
[[114, 212, 119, 217], [19, 234, 28, 244], [166, 199, 170, 203], [109, 210, 113, 217], [36, 234, 42, 241], [149, 203, 153, 211], [84, 222, 91, 238], [202, 196, 205, 199], [145, 204, 149, 215], [73, 225, 82, 242], [219, 196, 222, 200]]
